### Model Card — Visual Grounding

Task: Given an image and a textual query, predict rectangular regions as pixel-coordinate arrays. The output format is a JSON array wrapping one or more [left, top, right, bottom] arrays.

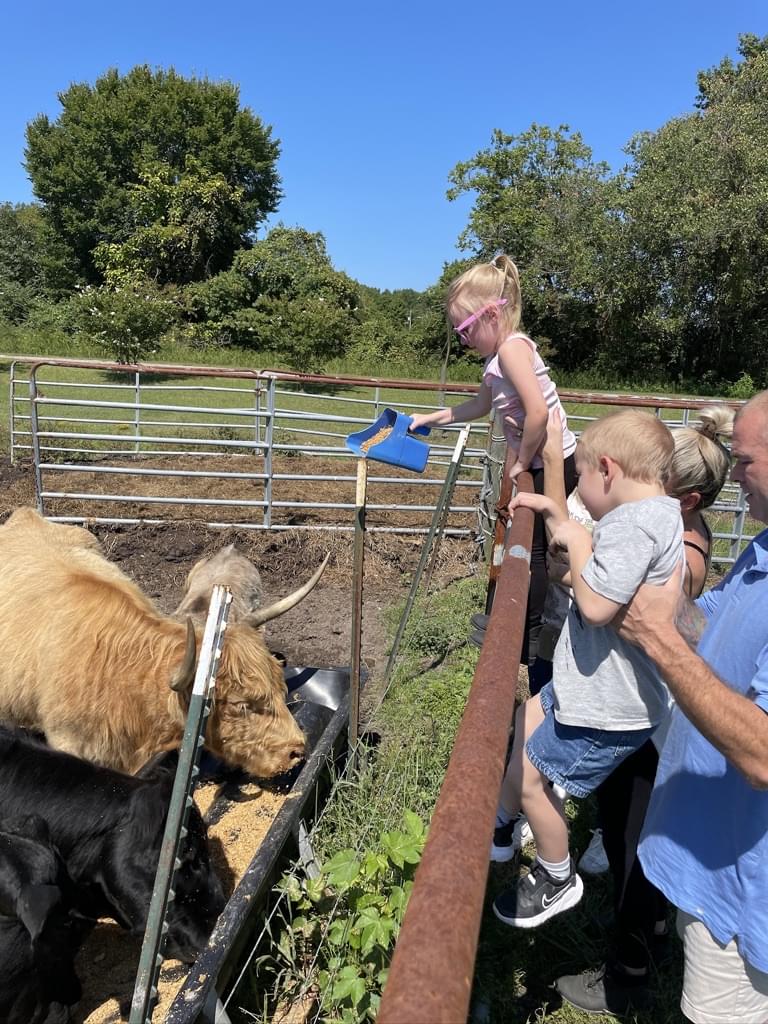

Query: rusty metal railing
[[378, 457, 534, 1024]]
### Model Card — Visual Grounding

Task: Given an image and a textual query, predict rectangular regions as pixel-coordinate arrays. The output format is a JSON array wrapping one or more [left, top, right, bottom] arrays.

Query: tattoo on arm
[[675, 597, 708, 648]]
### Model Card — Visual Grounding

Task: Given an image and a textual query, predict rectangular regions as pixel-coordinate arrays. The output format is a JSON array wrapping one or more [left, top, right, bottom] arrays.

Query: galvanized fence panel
[[4, 356, 754, 562]]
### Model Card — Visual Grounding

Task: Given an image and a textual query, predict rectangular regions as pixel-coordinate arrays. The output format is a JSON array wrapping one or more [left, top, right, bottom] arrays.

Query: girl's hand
[[507, 459, 527, 484], [408, 413, 433, 432]]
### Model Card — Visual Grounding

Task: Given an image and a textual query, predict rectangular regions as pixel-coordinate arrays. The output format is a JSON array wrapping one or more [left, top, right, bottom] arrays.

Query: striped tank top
[[483, 333, 576, 468]]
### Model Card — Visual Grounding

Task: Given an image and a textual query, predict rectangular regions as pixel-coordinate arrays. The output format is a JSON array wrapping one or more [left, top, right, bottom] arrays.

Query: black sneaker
[[471, 612, 490, 630], [491, 814, 533, 862], [468, 628, 486, 648], [555, 962, 653, 1015], [493, 859, 583, 929]]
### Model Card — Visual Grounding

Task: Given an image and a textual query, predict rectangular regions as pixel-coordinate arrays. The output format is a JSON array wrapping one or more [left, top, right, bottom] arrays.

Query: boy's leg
[[520, 747, 569, 864]]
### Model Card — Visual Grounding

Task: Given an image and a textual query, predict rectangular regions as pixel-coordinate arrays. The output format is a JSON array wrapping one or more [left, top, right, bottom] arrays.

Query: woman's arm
[[497, 340, 548, 472], [409, 384, 492, 431], [541, 409, 568, 520]]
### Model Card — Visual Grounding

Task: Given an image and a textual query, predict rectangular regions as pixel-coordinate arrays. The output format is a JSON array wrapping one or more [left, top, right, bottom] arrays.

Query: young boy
[[492, 410, 683, 929]]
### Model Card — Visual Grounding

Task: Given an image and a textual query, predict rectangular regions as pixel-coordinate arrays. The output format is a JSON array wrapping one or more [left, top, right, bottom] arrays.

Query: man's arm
[[616, 572, 768, 789]]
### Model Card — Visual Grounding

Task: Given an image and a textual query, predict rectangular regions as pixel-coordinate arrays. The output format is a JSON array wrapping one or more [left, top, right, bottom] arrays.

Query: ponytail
[[446, 253, 523, 331]]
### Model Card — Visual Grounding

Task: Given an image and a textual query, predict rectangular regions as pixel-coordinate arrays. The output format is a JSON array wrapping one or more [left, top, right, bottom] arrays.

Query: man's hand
[[613, 561, 684, 653]]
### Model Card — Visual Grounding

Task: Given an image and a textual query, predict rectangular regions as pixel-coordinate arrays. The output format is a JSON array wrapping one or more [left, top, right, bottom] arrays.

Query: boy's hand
[[548, 517, 586, 554], [508, 492, 559, 518], [506, 460, 528, 485]]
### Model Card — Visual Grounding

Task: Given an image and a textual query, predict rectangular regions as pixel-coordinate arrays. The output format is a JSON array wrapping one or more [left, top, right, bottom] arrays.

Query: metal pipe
[[349, 458, 367, 762]]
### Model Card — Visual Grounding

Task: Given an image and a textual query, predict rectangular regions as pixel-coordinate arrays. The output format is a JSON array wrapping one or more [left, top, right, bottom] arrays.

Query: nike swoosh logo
[[541, 888, 569, 908]]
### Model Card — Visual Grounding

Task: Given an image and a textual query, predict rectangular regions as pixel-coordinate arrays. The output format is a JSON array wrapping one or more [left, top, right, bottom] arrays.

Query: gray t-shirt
[[551, 495, 683, 730]]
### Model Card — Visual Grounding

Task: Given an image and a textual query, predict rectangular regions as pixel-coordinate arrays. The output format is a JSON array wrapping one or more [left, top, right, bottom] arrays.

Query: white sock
[[536, 854, 571, 880]]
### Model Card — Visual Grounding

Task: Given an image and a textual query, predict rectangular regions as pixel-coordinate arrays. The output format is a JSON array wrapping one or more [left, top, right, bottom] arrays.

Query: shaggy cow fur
[[0, 508, 306, 776]]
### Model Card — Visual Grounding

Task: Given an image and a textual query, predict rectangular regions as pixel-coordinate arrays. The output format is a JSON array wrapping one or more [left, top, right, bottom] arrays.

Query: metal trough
[[165, 666, 356, 1023]]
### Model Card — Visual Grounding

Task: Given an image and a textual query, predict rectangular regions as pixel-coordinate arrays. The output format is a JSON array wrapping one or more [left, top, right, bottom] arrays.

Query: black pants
[[521, 454, 578, 665], [595, 739, 667, 970]]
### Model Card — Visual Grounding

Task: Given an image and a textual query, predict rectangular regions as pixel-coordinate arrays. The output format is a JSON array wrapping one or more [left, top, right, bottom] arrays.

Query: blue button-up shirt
[[639, 528, 768, 972]]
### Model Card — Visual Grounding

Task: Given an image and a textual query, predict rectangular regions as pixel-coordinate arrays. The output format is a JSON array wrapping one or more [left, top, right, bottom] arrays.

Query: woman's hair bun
[[696, 405, 734, 442]]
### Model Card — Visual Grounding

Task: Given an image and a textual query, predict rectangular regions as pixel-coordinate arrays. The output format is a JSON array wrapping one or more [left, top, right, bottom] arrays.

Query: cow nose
[[288, 746, 305, 765]]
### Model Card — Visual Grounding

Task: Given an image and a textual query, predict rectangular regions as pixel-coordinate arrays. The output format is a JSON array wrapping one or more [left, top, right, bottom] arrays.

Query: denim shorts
[[525, 683, 656, 799]]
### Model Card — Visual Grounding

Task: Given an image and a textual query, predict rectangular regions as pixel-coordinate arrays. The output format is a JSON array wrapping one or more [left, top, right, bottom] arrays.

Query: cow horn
[[169, 618, 197, 692], [244, 552, 330, 628]]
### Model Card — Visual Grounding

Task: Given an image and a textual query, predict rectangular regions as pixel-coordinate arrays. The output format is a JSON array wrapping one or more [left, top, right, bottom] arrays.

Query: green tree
[[184, 226, 361, 368], [25, 66, 281, 286], [447, 125, 623, 369], [624, 33, 768, 385]]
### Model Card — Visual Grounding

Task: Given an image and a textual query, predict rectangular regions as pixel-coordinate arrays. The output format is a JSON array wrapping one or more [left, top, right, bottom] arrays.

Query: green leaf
[[402, 809, 425, 840], [324, 849, 361, 888]]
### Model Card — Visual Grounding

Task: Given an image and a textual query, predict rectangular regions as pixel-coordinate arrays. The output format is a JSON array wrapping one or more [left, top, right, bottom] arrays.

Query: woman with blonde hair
[[668, 405, 735, 599]]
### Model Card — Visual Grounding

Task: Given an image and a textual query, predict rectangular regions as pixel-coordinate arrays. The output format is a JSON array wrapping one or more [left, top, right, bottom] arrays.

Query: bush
[[725, 372, 757, 400], [61, 283, 179, 363]]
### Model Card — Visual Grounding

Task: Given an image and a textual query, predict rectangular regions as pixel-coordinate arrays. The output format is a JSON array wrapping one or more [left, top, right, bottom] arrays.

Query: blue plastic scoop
[[345, 407, 431, 472]]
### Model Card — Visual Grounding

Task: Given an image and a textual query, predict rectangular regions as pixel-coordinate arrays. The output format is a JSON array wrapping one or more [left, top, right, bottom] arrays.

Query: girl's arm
[[497, 340, 548, 476], [409, 384, 492, 431]]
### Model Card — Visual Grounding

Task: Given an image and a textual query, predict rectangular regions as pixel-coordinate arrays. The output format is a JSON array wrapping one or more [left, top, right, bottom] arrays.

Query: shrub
[[62, 283, 179, 363], [725, 372, 757, 400]]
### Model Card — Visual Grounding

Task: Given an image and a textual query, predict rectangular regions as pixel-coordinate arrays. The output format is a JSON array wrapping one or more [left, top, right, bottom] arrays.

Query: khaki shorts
[[677, 909, 768, 1023]]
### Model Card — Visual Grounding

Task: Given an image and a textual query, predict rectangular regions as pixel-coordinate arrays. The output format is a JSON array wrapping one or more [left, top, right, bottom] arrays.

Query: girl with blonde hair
[[410, 254, 577, 665]]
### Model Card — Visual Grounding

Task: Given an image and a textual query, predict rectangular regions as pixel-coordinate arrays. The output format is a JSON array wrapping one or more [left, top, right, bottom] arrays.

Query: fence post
[[264, 378, 276, 528], [134, 371, 141, 453], [129, 587, 232, 1024], [9, 361, 18, 465], [28, 370, 45, 515]]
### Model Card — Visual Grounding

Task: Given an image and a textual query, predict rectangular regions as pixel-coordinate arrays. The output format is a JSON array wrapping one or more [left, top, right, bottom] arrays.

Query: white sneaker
[[578, 827, 610, 875], [491, 814, 533, 862]]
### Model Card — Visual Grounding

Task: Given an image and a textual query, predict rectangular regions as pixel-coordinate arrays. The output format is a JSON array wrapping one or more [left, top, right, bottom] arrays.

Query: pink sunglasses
[[453, 298, 508, 344]]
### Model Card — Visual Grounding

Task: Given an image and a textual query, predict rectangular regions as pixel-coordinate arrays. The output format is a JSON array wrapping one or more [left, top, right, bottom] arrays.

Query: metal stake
[[349, 457, 367, 763], [383, 425, 471, 684]]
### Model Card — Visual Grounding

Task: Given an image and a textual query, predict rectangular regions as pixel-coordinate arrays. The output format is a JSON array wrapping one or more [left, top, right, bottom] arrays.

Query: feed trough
[[345, 407, 430, 472], [164, 665, 358, 1023]]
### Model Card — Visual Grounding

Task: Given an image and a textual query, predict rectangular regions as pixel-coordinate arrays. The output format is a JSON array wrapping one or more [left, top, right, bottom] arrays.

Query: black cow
[[0, 727, 225, 963], [0, 813, 85, 1024]]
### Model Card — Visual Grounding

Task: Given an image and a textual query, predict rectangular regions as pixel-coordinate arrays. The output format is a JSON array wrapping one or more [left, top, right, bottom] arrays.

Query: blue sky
[[2, 1, 765, 291]]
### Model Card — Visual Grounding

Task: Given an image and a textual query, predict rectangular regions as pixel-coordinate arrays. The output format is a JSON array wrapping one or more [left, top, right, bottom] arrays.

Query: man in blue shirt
[[557, 391, 768, 1023]]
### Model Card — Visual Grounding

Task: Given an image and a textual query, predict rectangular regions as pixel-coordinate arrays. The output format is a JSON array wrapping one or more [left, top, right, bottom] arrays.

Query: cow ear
[[137, 748, 180, 781], [17, 883, 62, 943]]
